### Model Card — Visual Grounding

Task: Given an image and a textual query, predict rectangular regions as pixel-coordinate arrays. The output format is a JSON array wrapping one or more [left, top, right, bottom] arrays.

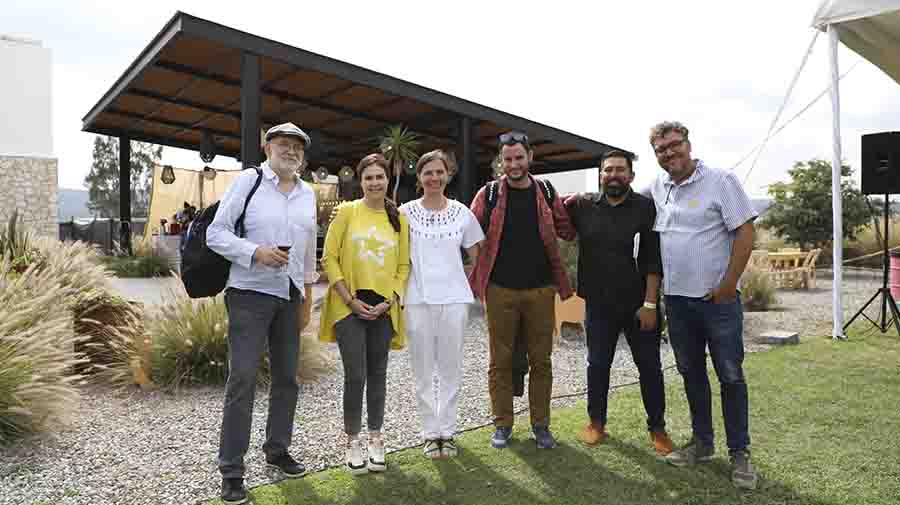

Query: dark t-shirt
[[490, 184, 553, 289]]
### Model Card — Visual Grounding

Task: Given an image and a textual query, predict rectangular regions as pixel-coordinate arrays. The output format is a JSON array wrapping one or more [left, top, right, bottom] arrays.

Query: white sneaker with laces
[[345, 438, 368, 475], [367, 433, 386, 472]]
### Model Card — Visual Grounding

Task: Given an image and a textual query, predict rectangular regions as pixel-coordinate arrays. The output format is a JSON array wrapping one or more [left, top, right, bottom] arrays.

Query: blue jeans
[[664, 295, 750, 452]]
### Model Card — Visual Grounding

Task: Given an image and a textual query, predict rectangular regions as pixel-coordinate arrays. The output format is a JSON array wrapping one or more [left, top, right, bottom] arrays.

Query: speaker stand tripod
[[844, 194, 900, 336]]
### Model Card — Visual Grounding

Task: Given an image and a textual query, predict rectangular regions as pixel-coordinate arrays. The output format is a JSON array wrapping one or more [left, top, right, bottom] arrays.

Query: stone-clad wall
[[0, 155, 58, 237]]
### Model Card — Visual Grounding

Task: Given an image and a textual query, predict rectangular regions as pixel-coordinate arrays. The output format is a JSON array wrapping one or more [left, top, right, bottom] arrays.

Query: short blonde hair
[[649, 121, 690, 145]]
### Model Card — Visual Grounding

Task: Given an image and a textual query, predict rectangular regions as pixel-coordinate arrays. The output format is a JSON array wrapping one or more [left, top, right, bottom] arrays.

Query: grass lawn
[[212, 330, 900, 505]]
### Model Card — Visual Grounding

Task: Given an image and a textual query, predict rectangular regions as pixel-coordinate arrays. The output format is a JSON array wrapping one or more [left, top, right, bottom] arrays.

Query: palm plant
[[378, 125, 420, 204]]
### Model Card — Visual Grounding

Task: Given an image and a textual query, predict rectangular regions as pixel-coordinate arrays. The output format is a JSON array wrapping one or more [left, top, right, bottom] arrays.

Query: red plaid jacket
[[468, 174, 576, 301]]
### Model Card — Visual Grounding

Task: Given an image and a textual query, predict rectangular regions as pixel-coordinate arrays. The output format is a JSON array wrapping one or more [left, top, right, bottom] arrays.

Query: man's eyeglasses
[[499, 131, 529, 147], [272, 142, 305, 154], [653, 138, 686, 156]]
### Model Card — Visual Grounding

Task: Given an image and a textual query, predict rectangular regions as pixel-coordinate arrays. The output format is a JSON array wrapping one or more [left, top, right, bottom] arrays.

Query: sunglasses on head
[[499, 131, 529, 146]]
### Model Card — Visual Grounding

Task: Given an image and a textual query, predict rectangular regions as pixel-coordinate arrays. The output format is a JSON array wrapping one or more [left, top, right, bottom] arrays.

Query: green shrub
[[742, 265, 778, 311], [101, 254, 171, 278], [148, 288, 269, 390], [0, 260, 86, 445]]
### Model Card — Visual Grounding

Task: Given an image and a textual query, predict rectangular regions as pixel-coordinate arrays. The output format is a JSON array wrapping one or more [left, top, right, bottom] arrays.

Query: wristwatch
[[643, 301, 657, 310]]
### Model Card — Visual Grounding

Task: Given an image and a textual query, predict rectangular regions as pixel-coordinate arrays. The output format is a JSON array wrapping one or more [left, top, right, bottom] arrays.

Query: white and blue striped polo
[[642, 160, 758, 298]]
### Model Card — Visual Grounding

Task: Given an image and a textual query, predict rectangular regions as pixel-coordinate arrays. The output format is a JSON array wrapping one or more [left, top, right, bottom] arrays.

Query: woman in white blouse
[[399, 149, 485, 459]]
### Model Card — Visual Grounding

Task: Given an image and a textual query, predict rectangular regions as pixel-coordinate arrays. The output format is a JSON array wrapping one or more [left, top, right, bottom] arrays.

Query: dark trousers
[[219, 285, 302, 479], [584, 300, 666, 431], [664, 295, 750, 452], [334, 314, 394, 436]]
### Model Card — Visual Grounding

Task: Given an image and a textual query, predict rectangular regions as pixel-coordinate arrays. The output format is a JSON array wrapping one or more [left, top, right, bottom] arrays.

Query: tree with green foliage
[[84, 136, 162, 218], [762, 159, 872, 249]]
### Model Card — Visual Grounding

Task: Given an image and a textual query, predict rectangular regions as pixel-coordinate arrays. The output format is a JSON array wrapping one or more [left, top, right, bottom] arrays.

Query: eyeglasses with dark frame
[[653, 138, 687, 156]]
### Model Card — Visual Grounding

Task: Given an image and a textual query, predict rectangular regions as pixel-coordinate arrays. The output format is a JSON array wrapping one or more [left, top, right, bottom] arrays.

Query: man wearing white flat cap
[[208, 122, 318, 504]]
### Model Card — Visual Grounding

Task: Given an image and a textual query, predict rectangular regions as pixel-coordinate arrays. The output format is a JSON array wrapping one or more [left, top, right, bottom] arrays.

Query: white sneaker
[[345, 438, 368, 475], [423, 439, 442, 459], [367, 433, 386, 472]]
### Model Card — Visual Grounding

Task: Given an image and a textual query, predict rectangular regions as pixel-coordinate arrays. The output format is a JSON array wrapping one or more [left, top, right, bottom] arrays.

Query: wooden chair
[[778, 247, 802, 253], [749, 250, 770, 270], [778, 248, 821, 289], [554, 294, 585, 346]]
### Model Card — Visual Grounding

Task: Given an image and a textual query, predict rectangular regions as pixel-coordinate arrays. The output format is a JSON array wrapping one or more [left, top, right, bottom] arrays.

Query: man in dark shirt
[[470, 131, 576, 451], [564, 150, 673, 458]]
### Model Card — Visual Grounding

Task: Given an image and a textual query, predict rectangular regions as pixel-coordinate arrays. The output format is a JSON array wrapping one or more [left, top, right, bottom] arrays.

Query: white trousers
[[404, 303, 469, 440]]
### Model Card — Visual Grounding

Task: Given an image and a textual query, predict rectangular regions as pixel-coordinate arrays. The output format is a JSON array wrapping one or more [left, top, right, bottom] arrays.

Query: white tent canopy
[[811, 0, 900, 337]]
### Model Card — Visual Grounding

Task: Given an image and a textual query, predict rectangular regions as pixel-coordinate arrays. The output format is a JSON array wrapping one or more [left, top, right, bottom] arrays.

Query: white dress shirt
[[207, 162, 318, 300]]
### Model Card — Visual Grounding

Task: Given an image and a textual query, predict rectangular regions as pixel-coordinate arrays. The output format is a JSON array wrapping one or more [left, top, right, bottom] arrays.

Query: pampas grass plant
[[0, 260, 86, 444]]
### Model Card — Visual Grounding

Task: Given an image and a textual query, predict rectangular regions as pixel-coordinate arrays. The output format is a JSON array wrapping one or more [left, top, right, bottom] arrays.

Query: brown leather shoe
[[650, 429, 674, 457], [577, 422, 608, 446]]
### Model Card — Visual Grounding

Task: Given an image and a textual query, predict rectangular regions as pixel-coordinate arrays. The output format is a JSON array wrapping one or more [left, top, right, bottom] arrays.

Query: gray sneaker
[[665, 438, 714, 467], [532, 426, 558, 449], [730, 450, 758, 490], [491, 427, 513, 449]]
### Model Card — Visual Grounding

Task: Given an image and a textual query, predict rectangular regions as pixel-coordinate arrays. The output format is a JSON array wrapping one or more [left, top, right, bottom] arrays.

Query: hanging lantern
[[492, 155, 503, 180], [202, 165, 217, 180], [315, 166, 329, 182], [338, 165, 354, 182], [200, 131, 217, 163], [161, 165, 176, 184]]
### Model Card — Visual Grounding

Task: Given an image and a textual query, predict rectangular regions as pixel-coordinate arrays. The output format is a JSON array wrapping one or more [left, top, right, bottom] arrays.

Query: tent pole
[[828, 24, 846, 340]]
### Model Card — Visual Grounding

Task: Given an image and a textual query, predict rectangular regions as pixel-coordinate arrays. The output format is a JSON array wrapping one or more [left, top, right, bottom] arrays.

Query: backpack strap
[[234, 168, 264, 238], [536, 178, 556, 205], [479, 180, 499, 233]]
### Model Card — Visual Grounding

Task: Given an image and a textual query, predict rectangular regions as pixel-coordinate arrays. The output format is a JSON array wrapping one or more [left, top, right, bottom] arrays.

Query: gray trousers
[[334, 314, 393, 436], [218, 287, 301, 478]]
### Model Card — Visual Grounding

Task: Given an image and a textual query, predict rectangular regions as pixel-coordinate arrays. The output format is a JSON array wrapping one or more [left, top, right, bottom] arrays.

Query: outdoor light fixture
[[202, 165, 217, 180], [200, 131, 217, 163], [161, 165, 176, 184], [338, 165, 354, 182], [315, 166, 329, 182]]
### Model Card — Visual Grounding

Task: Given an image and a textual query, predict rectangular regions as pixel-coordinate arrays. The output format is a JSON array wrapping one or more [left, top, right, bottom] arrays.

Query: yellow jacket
[[318, 200, 410, 349]]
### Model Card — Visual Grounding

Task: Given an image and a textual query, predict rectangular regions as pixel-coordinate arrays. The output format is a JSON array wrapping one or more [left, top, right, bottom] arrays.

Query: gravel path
[[1, 273, 884, 505]]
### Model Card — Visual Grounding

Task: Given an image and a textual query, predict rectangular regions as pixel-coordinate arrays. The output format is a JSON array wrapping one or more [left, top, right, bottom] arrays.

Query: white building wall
[[0, 35, 56, 236], [0, 35, 53, 157], [537, 168, 598, 195]]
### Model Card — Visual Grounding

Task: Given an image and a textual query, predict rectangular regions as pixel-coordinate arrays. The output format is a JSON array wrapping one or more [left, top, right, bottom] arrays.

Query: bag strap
[[479, 180, 499, 233], [234, 168, 263, 238]]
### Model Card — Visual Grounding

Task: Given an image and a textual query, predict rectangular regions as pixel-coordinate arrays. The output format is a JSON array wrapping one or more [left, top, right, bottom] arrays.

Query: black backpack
[[478, 178, 556, 233], [181, 169, 263, 298]]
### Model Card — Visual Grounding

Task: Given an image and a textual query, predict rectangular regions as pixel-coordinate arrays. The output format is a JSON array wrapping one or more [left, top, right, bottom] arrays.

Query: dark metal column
[[118, 135, 132, 255], [458, 116, 475, 205], [240, 52, 262, 169]]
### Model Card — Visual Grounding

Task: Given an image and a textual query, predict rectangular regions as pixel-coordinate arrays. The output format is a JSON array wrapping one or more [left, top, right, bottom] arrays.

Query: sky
[[5, 0, 900, 196]]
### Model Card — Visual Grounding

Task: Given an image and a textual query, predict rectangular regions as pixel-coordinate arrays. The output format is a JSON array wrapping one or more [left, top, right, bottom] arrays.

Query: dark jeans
[[664, 295, 750, 452], [219, 285, 302, 479], [334, 314, 394, 436], [584, 301, 666, 431]]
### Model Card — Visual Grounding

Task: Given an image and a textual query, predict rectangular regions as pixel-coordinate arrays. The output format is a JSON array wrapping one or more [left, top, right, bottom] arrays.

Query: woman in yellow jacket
[[318, 153, 410, 475]]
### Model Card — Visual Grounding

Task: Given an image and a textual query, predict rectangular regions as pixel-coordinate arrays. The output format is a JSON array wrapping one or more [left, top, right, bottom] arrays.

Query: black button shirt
[[567, 189, 662, 308]]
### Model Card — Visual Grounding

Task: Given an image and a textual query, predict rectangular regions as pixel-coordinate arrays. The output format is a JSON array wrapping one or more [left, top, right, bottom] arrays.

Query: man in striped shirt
[[643, 121, 759, 490]]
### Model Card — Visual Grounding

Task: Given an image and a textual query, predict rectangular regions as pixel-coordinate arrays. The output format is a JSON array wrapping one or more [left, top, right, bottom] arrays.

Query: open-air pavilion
[[81, 12, 627, 251]]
